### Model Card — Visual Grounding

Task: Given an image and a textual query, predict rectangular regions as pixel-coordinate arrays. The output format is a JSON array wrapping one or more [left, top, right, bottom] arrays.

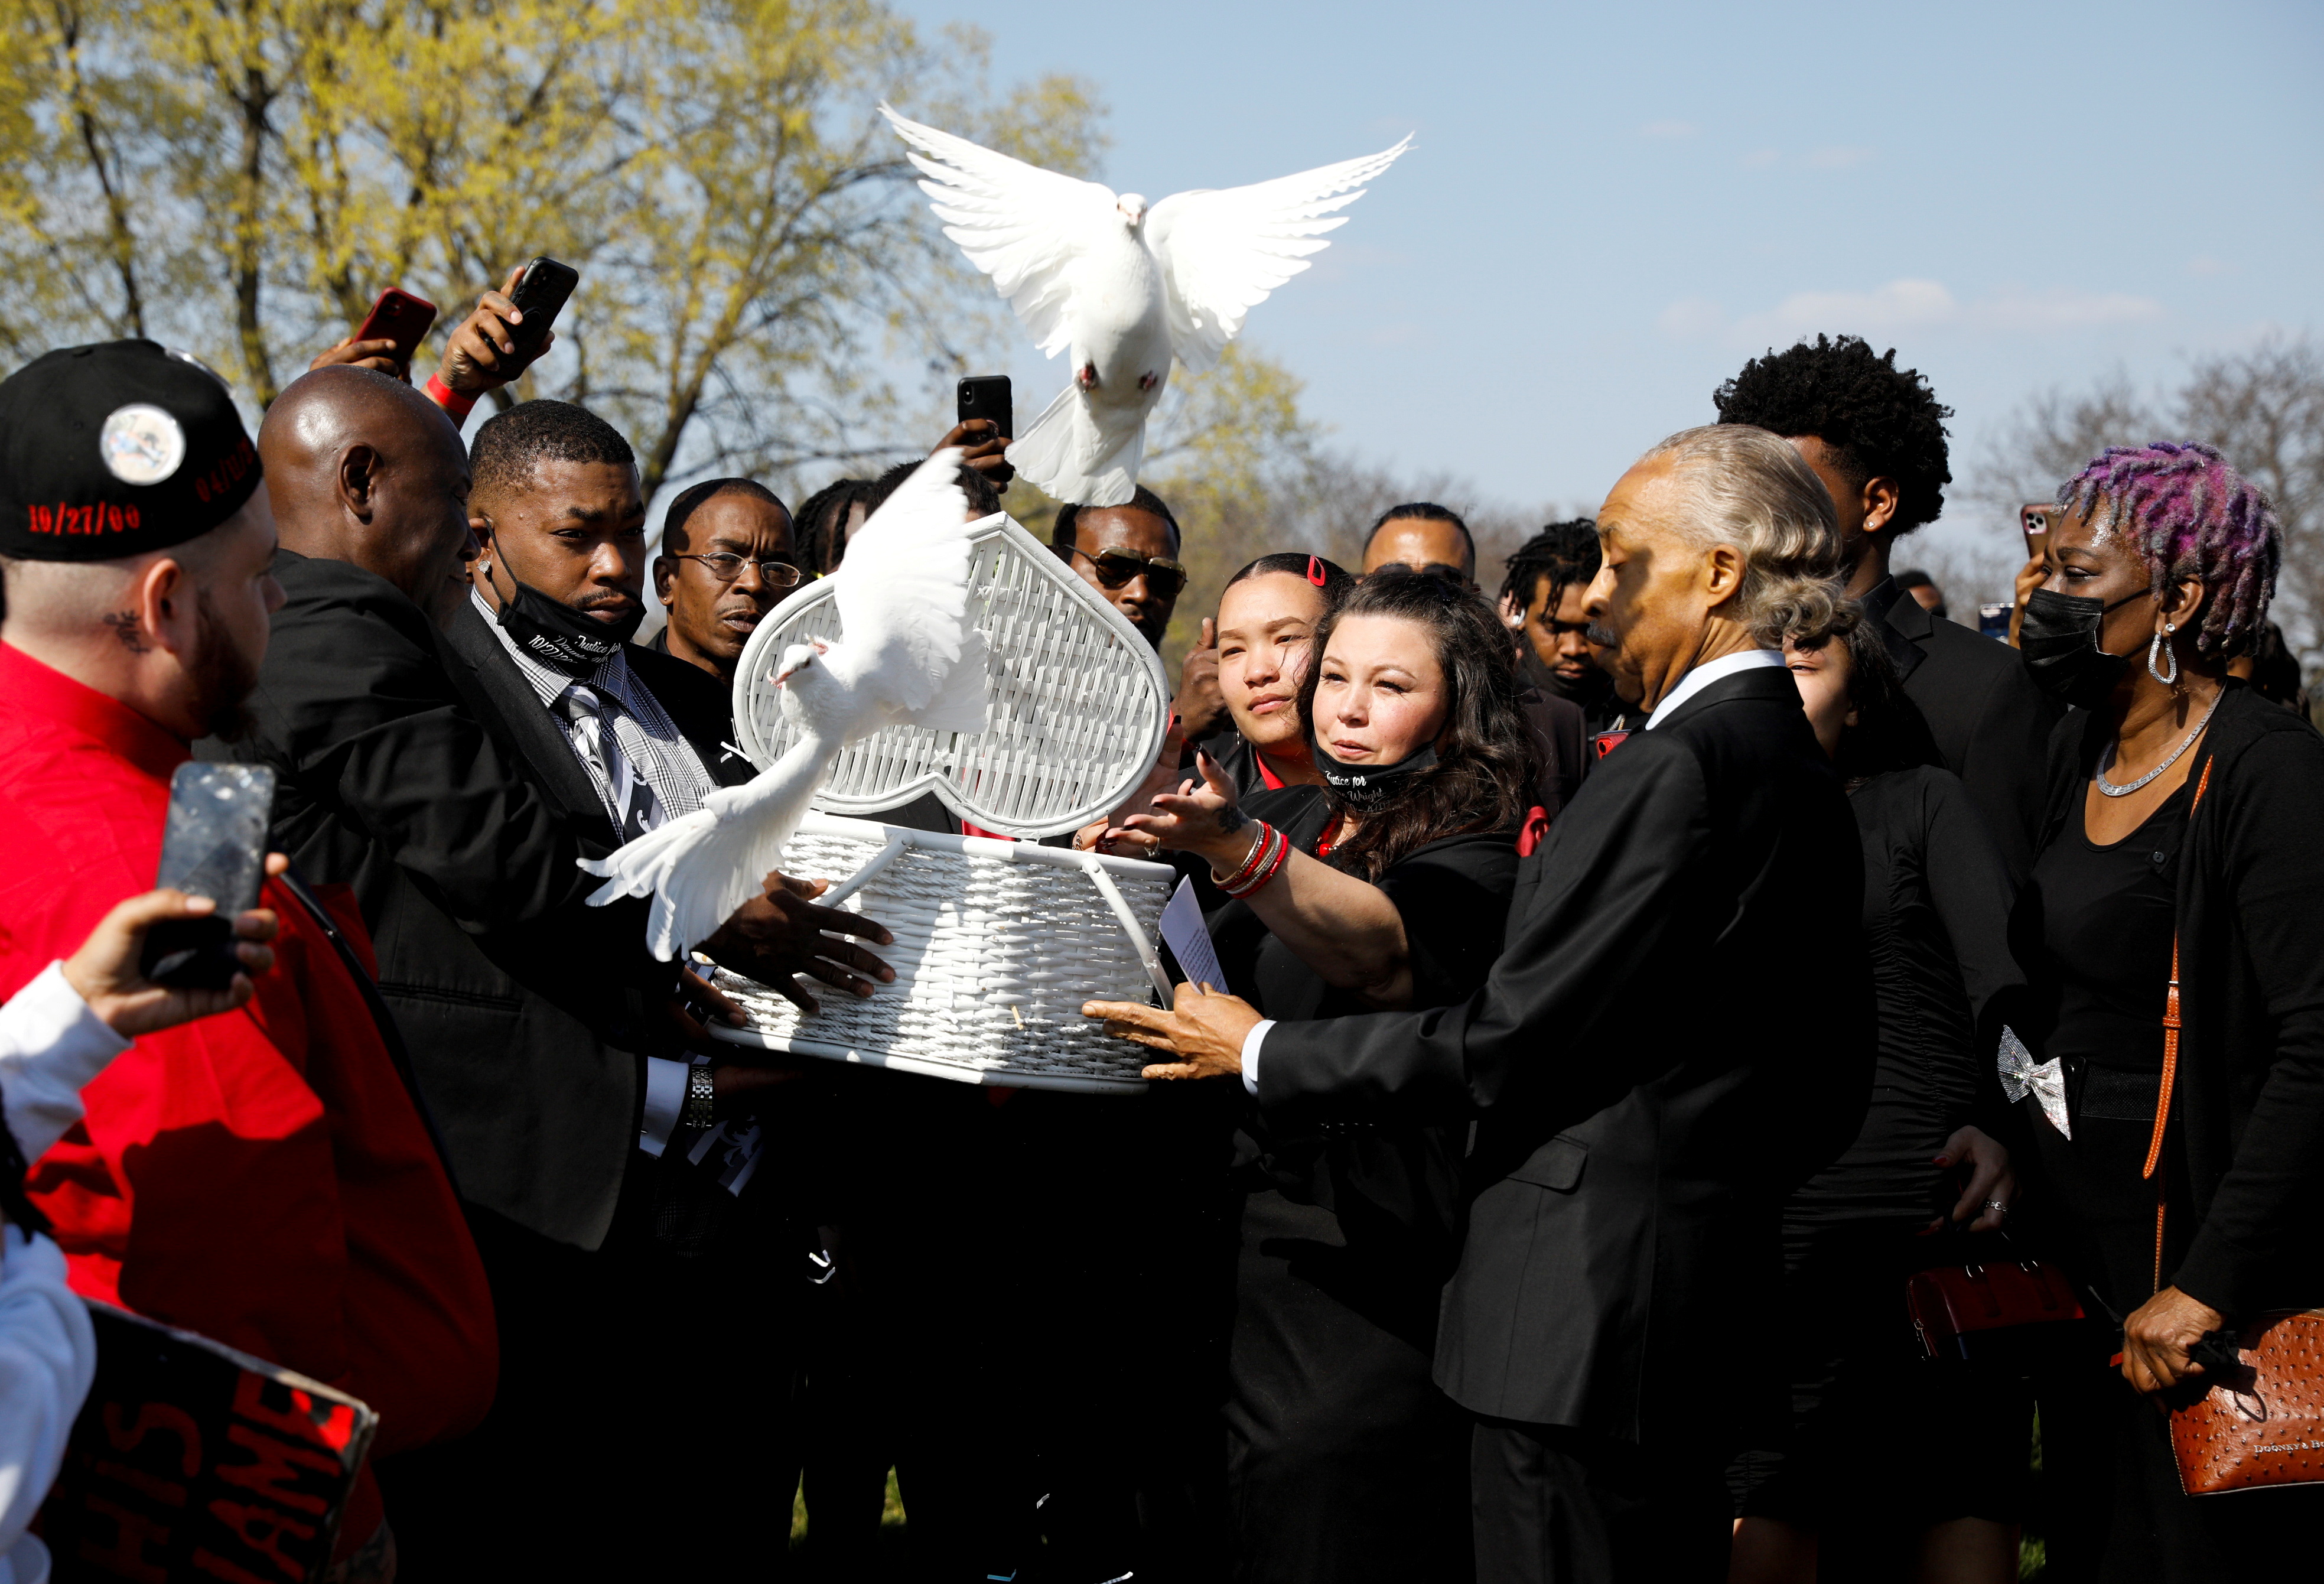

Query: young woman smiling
[[1098, 570, 1535, 1584]]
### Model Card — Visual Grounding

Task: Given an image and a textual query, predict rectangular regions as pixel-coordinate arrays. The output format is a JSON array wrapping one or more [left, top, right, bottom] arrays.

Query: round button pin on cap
[[99, 403, 187, 486]]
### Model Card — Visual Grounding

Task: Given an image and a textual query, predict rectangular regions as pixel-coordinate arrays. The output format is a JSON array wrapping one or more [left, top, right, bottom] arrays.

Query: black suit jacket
[[1256, 664, 1873, 1445], [1866, 578, 2058, 879], [204, 553, 752, 1248]]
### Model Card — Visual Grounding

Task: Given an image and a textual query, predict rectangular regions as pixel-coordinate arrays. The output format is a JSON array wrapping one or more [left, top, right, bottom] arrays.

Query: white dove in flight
[[882, 105, 1410, 508], [579, 451, 990, 960]]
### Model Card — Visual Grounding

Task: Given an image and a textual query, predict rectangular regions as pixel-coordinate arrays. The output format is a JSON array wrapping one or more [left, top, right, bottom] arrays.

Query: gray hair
[[1639, 424, 1849, 646]]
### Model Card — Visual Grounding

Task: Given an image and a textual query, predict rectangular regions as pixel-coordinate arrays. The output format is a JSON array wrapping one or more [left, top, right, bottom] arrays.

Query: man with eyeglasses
[[649, 476, 802, 685]]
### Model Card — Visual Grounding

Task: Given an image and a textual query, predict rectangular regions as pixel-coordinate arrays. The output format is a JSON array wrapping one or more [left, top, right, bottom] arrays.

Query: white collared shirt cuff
[[0, 961, 132, 1163], [639, 1056, 688, 1157], [1240, 1019, 1275, 1097]]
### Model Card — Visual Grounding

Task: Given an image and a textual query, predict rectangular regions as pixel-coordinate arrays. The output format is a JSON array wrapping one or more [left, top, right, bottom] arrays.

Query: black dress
[[1731, 763, 2031, 1546], [1193, 785, 1516, 1584]]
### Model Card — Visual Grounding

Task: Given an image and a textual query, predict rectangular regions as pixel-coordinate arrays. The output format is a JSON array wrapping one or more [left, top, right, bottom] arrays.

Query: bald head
[[260, 365, 476, 625]]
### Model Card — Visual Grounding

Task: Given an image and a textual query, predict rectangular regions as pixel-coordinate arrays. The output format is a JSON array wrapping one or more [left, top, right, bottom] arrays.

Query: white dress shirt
[[1238, 646, 1789, 1093], [1643, 648, 1786, 730]]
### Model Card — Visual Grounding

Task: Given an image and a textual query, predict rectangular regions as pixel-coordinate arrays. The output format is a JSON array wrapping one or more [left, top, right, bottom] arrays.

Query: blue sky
[[887, 0, 2323, 557]]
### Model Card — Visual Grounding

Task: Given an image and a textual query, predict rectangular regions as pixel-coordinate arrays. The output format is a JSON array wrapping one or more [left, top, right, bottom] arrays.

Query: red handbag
[[1907, 1253, 2087, 1363]]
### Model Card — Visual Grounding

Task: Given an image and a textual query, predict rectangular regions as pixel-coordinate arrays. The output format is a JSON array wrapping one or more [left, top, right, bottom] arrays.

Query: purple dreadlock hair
[[2055, 441, 2279, 661]]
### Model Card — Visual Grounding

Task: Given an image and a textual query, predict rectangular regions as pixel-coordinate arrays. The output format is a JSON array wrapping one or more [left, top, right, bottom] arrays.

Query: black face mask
[[2018, 586, 2147, 710], [484, 555, 642, 679], [1310, 735, 1440, 814]]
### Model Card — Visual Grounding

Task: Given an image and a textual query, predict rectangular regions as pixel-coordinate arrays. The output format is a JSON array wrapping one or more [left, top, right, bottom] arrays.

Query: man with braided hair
[[1715, 334, 2058, 876]]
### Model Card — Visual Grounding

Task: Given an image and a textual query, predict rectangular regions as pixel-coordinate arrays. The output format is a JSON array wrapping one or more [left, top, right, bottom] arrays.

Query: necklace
[[2097, 689, 2223, 797]]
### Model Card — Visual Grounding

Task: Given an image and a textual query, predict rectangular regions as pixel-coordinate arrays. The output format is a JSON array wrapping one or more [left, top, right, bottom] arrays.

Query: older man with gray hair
[[1089, 424, 1877, 1583]]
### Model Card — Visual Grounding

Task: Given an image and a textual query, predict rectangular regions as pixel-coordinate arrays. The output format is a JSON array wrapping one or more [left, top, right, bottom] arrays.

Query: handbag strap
[[2147, 754, 2215, 1294]]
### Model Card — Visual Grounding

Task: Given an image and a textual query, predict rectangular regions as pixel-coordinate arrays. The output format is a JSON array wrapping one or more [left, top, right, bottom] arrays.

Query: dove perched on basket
[[882, 105, 1410, 508], [580, 451, 990, 959]]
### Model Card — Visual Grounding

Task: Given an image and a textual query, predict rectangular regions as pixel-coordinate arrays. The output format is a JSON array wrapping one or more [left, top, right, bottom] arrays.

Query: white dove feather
[[880, 105, 1409, 506], [580, 451, 990, 959]]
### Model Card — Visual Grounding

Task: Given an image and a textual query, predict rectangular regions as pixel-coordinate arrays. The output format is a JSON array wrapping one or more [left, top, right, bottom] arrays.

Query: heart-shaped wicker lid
[[730, 512, 1173, 838]]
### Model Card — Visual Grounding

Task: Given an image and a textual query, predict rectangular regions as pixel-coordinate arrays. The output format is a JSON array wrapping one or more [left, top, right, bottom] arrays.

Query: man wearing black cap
[[0, 340, 497, 1581]]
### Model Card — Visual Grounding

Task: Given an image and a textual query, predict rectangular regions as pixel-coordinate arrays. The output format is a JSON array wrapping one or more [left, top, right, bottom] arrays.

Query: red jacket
[[0, 642, 496, 1550]]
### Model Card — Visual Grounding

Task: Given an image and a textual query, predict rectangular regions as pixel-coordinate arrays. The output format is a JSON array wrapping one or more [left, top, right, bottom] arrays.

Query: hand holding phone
[[433, 258, 576, 400], [139, 764, 276, 991], [2020, 502, 2058, 561], [66, 878, 284, 1035], [946, 375, 1014, 490]]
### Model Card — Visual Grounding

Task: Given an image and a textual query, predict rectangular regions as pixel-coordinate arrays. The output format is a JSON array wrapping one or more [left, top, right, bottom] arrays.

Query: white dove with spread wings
[[580, 451, 990, 960], [882, 105, 1410, 508]]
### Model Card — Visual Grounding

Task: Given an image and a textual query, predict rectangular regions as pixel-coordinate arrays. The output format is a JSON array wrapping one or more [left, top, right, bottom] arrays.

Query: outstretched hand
[[699, 870, 897, 1015], [61, 854, 289, 1036], [1118, 750, 1254, 869], [1083, 981, 1260, 1081]]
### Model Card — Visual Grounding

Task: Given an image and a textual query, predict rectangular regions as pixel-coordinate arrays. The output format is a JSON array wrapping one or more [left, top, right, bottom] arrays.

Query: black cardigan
[[2033, 683, 2324, 1318]]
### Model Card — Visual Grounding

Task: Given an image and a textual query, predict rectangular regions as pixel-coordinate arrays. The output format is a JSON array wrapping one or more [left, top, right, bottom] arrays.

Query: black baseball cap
[[0, 339, 261, 562]]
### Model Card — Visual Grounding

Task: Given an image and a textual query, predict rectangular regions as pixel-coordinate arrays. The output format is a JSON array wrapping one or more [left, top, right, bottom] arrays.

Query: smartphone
[[506, 256, 580, 361], [351, 288, 438, 366], [2020, 503, 2058, 561], [956, 375, 1013, 443], [1977, 602, 2012, 642], [139, 763, 276, 990]]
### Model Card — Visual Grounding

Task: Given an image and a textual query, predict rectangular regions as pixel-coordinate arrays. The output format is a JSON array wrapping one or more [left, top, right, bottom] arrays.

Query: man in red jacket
[[0, 340, 496, 1580]]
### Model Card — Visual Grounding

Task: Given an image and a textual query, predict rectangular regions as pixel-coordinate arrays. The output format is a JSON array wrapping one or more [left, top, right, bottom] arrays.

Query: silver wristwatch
[[682, 1059, 717, 1132]]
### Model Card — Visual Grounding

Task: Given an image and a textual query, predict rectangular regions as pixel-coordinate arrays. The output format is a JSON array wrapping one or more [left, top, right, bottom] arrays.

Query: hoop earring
[[2148, 625, 2179, 687]]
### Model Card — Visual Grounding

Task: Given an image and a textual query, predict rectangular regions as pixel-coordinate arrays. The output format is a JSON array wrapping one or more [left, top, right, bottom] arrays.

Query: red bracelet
[[1219, 824, 1291, 899], [424, 372, 477, 421], [1213, 823, 1276, 892]]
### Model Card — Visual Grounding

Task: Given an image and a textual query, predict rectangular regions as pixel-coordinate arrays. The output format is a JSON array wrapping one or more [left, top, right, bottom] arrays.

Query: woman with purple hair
[[2010, 441, 2324, 1579]]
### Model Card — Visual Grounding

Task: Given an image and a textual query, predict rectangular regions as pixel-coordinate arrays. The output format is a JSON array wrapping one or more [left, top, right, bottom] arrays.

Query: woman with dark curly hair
[[1094, 568, 1536, 1583], [2010, 441, 2324, 1580], [1731, 613, 2030, 1584]]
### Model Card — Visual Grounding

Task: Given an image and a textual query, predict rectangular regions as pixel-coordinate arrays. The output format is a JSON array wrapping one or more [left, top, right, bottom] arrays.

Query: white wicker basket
[[705, 812, 1174, 1092], [730, 512, 1171, 839]]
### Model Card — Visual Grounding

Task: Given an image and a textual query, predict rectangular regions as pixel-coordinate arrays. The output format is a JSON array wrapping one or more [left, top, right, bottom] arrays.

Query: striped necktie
[[558, 683, 663, 840]]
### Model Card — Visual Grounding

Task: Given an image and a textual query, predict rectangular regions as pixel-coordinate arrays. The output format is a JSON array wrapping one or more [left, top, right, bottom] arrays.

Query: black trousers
[[376, 1147, 801, 1582], [1470, 1419, 1730, 1584]]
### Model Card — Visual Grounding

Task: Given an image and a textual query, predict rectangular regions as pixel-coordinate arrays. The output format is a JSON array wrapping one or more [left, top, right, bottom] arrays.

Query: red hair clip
[[1306, 555, 1327, 587]]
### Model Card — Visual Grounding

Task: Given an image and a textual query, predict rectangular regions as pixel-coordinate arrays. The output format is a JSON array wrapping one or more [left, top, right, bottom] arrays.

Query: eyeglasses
[[1069, 545, 1188, 600], [670, 552, 803, 588]]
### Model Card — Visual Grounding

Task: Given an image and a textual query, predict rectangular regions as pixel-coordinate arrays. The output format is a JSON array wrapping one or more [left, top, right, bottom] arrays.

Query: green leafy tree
[[0, 0, 1104, 493]]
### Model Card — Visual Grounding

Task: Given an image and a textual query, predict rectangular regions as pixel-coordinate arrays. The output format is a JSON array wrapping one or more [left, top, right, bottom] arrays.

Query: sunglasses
[[1069, 545, 1188, 600], [670, 551, 804, 589]]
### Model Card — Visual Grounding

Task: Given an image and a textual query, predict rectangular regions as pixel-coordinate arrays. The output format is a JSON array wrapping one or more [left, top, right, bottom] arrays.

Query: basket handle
[[819, 830, 910, 909], [1075, 851, 1174, 1004]]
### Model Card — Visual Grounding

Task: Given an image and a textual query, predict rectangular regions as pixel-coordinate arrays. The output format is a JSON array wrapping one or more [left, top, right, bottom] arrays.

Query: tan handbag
[[2141, 761, 2324, 1495]]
